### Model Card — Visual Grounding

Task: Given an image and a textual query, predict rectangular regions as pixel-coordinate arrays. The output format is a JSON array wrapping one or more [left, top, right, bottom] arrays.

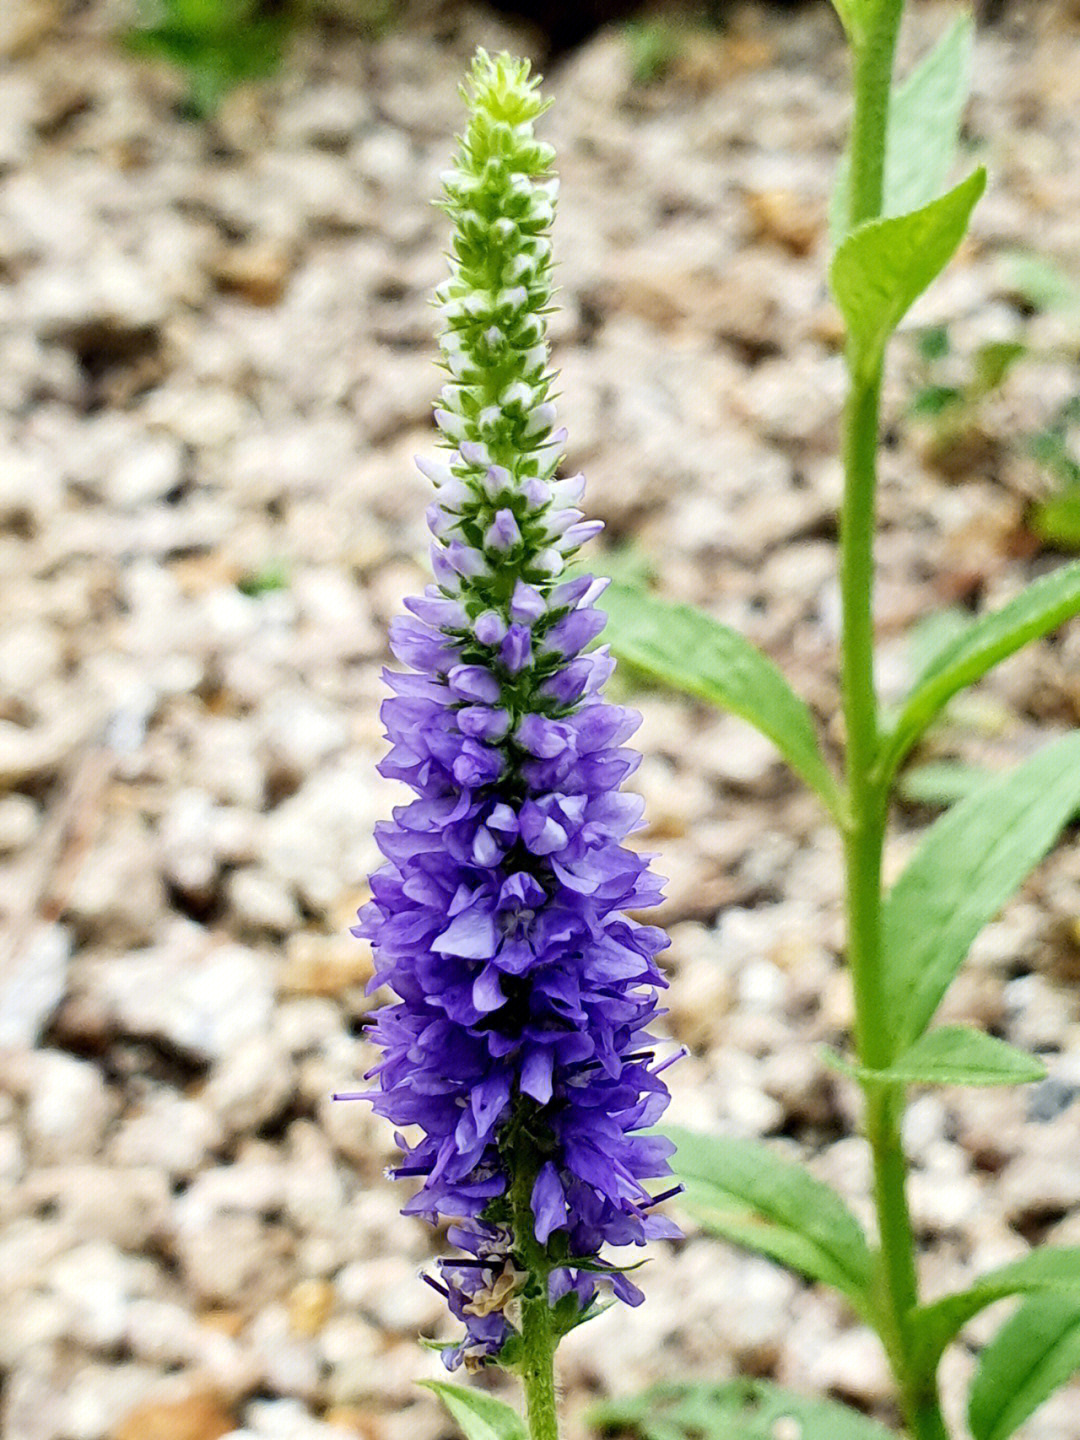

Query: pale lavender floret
[[474, 610, 508, 645], [486, 508, 523, 552], [510, 579, 546, 623], [499, 624, 533, 673]]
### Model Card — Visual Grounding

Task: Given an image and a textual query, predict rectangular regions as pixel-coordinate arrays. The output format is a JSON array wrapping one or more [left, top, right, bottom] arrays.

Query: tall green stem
[[839, 4, 949, 1438], [847, 0, 905, 229], [510, 1152, 560, 1440], [520, 1290, 559, 1440]]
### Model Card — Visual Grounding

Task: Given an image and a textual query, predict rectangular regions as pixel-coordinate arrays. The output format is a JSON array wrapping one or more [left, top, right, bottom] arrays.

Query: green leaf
[[831, 14, 975, 242], [589, 1379, 898, 1440], [906, 606, 974, 688], [823, 1025, 1045, 1088], [1001, 251, 1080, 314], [420, 1382, 529, 1440], [972, 339, 1026, 396], [881, 560, 1080, 780], [667, 1127, 875, 1316], [968, 1293, 1080, 1440], [883, 15, 974, 218], [898, 759, 989, 808], [910, 383, 964, 419], [883, 732, 1080, 1053], [598, 585, 842, 818], [830, 169, 985, 374], [1033, 494, 1080, 550], [910, 1248, 1080, 1377]]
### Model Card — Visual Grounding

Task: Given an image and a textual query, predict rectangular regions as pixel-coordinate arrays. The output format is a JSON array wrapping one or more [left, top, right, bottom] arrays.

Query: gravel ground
[[4, 1, 1080, 1437]]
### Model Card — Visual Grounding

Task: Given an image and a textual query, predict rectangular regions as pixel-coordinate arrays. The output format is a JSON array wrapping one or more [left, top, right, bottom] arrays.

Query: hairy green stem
[[840, 5, 950, 1438], [847, 0, 905, 229], [510, 1152, 560, 1440], [519, 1289, 559, 1440]]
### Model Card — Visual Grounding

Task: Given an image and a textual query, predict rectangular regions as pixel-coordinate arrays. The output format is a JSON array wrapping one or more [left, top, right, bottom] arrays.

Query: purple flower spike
[[346, 47, 679, 1372]]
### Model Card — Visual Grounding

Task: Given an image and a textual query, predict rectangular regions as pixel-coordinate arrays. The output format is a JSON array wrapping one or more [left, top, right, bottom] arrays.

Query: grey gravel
[[2, 3, 1080, 1439]]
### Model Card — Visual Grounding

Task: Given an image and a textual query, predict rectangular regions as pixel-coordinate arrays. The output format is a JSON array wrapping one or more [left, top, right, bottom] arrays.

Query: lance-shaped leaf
[[830, 168, 985, 374], [823, 1025, 1046, 1088], [598, 585, 842, 819], [831, 13, 974, 242], [908, 1247, 1080, 1375], [667, 1127, 875, 1317], [883, 732, 1080, 1054], [968, 1293, 1080, 1440], [879, 559, 1080, 783], [420, 1382, 529, 1440], [589, 1379, 898, 1440]]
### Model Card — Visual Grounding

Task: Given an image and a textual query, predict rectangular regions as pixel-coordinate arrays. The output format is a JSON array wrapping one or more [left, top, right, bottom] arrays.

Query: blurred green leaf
[[824, 1025, 1045, 1088], [972, 340, 1026, 396], [126, 0, 291, 114], [897, 759, 988, 808], [590, 1379, 897, 1440], [667, 1127, 876, 1316], [906, 606, 973, 687], [883, 733, 1080, 1055], [832, 14, 974, 241], [1033, 494, 1080, 550], [826, 0, 861, 42], [910, 384, 964, 419], [624, 19, 685, 85], [910, 1248, 1080, 1376], [917, 325, 952, 362], [1001, 251, 1080, 313], [968, 1293, 1080, 1440], [880, 560, 1080, 780], [420, 1383, 528, 1440], [237, 560, 290, 596], [598, 584, 842, 818]]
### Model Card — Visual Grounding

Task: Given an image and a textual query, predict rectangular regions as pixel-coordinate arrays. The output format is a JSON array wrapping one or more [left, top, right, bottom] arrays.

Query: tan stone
[[110, 1390, 235, 1440], [287, 1277, 336, 1337], [281, 932, 374, 998], [211, 242, 293, 307]]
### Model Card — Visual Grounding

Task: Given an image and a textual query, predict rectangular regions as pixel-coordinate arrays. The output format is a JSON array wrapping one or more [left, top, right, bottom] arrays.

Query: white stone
[[25, 1165, 170, 1250], [0, 1289, 74, 1367], [248, 1305, 321, 1401], [174, 1208, 291, 1309], [98, 927, 274, 1062], [0, 1124, 25, 1185], [106, 433, 185, 510], [263, 759, 389, 915], [24, 1051, 113, 1163], [204, 1035, 295, 1137], [279, 83, 370, 149], [0, 792, 39, 853], [0, 620, 61, 704], [240, 1396, 343, 1440], [45, 1241, 161, 1351], [257, 691, 349, 785], [109, 1092, 222, 1177], [737, 957, 788, 1012], [0, 447, 62, 531], [0, 923, 70, 1049], [227, 866, 301, 935]]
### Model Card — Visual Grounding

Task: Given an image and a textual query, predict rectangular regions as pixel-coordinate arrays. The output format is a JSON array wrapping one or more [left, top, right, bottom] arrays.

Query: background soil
[[4, 1, 1080, 1437]]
